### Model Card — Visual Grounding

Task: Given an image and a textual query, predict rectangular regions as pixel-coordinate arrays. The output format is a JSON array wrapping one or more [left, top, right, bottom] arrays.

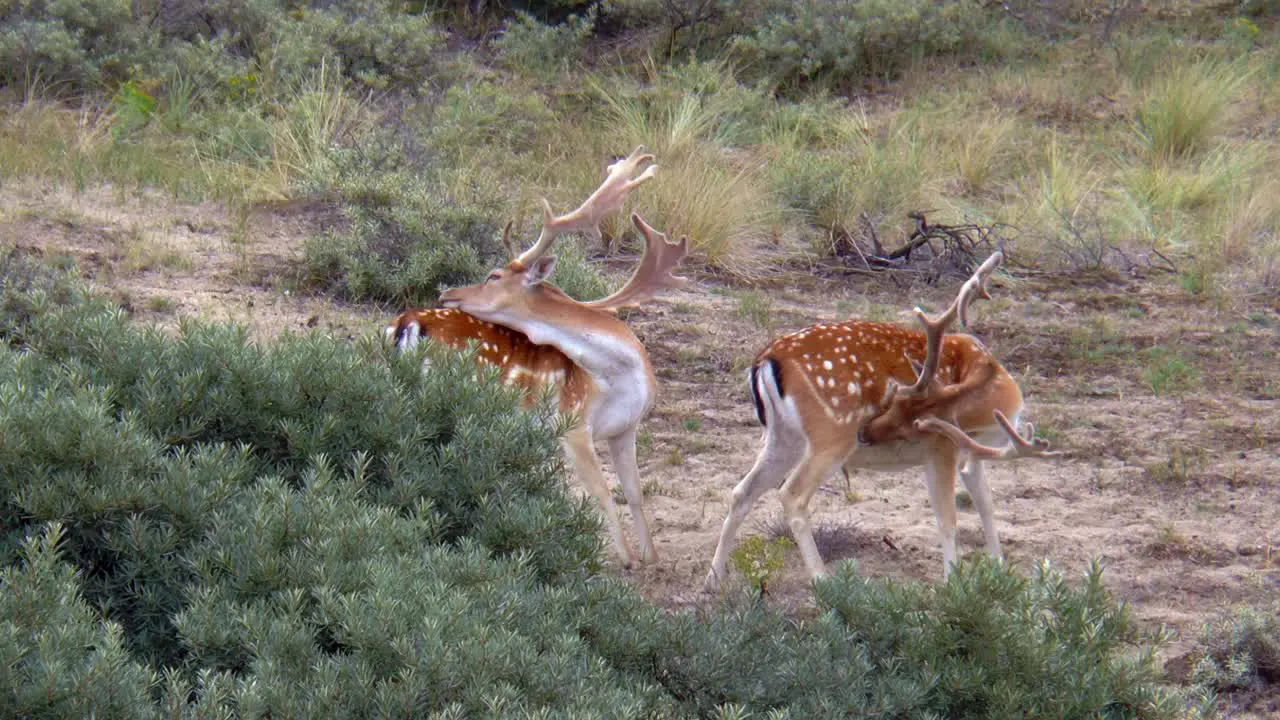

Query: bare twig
[[1149, 249, 1178, 274], [860, 212, 885, 256]]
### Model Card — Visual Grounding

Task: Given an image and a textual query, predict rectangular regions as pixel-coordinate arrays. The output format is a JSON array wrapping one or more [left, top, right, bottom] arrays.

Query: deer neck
[[479, 292, 653, 391]]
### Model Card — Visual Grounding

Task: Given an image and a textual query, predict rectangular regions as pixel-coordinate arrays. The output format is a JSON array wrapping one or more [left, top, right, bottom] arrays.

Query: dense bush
[[302, 190, 500, 307], [0, 0, 1033, 98], [296, 82, 618, 306], [494, 9, 598, 79], [1, 249, 599, 662], [298, 139, 608, 306], [735, 0, 1011, 91], [0, 0, 141, 90], [0, 0, 442, 94], [0, 252, 1194, 717]]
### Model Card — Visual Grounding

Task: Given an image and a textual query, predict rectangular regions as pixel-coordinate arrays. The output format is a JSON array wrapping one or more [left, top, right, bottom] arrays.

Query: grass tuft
[[1134, 61, 1250, 162]]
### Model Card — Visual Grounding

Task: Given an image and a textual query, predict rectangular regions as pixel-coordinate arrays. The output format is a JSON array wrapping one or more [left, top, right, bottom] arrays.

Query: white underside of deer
[[390, 147, 690, 567], [704, 253, 1059, 592]]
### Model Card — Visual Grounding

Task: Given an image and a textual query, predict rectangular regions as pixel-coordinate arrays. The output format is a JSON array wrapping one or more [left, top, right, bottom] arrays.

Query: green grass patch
[[1142, 345, 1201, 396]]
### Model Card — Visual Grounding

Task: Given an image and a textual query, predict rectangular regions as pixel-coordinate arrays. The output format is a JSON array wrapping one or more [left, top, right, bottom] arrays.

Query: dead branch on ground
[[823, 211, 1007, 285]]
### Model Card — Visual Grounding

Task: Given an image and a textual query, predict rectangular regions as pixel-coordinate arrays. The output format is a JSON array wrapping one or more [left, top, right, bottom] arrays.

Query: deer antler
[[914, 410, 1062, 460], [500, 220, 519, 258], [584, 213, 690, 312], [894, 251, 1003, 399], [513, 146, 658, 267]]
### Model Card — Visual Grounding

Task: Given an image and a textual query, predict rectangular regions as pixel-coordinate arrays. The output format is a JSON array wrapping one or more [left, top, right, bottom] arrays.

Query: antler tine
[[513, 146, 658, 266], [914, 410, 1062, 460], [585, 212, 690, 312], [898, 251, 1003, 396], [500, 220, 518, 258]]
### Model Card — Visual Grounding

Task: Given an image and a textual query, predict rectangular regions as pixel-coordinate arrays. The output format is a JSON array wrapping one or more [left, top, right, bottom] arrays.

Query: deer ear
[[523, 256, 556, 287]]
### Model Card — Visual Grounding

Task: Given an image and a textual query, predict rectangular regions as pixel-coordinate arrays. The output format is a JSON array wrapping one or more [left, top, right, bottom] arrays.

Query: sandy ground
[[4, 183, 1277, 714]]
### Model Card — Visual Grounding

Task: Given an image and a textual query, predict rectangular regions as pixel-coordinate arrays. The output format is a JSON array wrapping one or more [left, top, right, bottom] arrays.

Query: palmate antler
[[584, 213, 690, 312], [513, 146, 658, 267], [914, 410, 1063, 460]]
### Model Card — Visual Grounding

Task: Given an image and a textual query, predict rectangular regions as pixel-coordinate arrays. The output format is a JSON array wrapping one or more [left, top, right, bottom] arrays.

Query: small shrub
[[303, 213, 490, 307], [1144, 443, 1204, 486], [1193, 600, 1280, 691], [493, 9, 596, 79], [299, 137, 512, 306], [734, 290, 773, 330], [1142, 346, 1200, 396], [110, 80, 157, 138], [542, 239, 609, 301], [730, 535, 793, 596], [145, 296, 177, 313]]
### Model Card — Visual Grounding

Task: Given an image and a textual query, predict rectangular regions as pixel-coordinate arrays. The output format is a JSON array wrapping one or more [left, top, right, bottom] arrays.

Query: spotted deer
[[703, 252, 1059, 591], [387, 147, 689, 567]]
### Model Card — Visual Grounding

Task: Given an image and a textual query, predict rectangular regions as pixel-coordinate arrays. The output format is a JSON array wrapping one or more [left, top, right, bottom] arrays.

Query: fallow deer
[[387, 147, 689, 567], [703, 252, 1059, 591]]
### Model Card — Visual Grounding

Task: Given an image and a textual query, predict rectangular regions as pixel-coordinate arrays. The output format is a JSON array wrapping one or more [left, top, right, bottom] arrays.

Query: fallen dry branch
[[823, 212, 1008, 285]]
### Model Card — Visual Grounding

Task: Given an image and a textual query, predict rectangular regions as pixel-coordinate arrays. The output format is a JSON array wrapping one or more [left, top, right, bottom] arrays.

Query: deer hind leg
[[563, 427, 637, 567], [607, 429, 657, 565], [703, 426, 804, 592], [779, 434, 859, 583], [924, 441, 962, 580], [958, 457, 1001, 559]]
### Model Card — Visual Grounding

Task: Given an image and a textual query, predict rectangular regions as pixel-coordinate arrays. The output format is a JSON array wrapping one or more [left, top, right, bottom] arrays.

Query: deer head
[[439, 146, 662, 319], [857, 253, 1004, 445], [440, 148, 688, 333]]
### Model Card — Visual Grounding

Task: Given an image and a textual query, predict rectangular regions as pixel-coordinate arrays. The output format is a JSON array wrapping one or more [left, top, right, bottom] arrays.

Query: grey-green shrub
[[1193, 600, 1280, 691], [0, 0, 141, 91], [0, 0, 442, 95], [0, 260, 1192, 717], [0, 523, 160, 720], [494, 9, 597, 79], [735, 0, 1011, 91]]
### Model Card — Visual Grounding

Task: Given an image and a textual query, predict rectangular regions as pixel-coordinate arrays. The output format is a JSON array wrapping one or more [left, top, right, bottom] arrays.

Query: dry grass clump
[[543, 77, 781, 275], [1133, 60, 1251, 162]]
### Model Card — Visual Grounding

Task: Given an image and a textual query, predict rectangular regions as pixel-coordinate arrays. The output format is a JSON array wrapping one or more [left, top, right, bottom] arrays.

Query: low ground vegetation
[[0, 254, 1198, 717]]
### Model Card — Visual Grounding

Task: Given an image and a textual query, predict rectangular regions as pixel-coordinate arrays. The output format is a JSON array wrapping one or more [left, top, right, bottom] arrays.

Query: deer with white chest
[[388, 148, 689, 567]]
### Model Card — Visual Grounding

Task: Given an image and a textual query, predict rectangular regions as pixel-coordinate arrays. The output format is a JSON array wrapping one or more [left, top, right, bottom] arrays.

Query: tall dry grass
[[1133, 60, 1251, 162], [563, 76, 781, 274]]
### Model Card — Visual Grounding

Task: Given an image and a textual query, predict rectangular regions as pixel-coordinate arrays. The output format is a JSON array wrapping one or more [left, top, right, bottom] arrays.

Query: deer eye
[[486, 271, 502, 283]]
